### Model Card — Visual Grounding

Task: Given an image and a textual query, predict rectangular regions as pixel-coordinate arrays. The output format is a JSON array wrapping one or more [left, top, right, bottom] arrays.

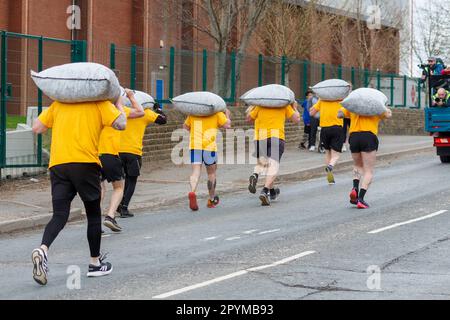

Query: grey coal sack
[[120, 88, 155, 109], [30, 62, 121, 103], [240, 84, 295, 108], [171, 92, 227, 116], [341, 88, 388, 116], [311, 79, 351, 101]]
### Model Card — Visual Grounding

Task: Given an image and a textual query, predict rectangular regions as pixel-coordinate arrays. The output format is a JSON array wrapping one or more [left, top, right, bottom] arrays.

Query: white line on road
[[258, 229, 281, 235], [225, 236, 241, 241], [203, 236, 220, 241], [144, 236, 153, 240], [243, 229, 259, 234], [101, 234, 111, 238], [152, 251, 315, 299], [368, 210, 448, 234]]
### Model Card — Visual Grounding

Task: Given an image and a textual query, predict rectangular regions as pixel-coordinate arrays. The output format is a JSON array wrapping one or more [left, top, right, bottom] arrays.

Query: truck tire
[[440, 156, 450, 163]]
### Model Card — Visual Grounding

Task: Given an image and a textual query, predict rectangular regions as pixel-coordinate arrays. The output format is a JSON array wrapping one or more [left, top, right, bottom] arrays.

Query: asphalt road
[[1, 151, 450, 300]]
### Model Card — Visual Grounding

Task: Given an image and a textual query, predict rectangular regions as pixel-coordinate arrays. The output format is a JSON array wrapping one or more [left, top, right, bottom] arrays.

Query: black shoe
[[87, 253, 113, 277], [259, 189, 271, 206], [103, 216, 122, 232], [248, 174, 258, 194], [213, 195, 220, 206], [118, 205, 134, 218], [32, 248, 49, 286], [299, 142, 306, 149], [270, 188, 280, 201]]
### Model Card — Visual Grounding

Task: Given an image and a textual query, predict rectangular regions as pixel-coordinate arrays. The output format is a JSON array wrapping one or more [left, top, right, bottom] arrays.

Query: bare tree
[[413, 0, 450, 65], [181, 0, 270, 97]]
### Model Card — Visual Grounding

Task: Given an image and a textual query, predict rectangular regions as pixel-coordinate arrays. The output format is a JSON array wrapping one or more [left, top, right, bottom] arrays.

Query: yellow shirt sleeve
[[249, 107, 259, 120], [217, 112, 228, 127], [98, 101, 121, 127], [38, 103, 55, 128], [184, 116, 191, 128], [144, 109, 159, 124], [285, 105, 295, 119], [313, 101, 321, 112], [340, 107, 351, 118]]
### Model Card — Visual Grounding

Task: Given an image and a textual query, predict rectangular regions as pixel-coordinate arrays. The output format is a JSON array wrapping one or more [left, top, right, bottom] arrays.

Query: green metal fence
[[0, 31, 86, 179], [108, 44, 425, 109]]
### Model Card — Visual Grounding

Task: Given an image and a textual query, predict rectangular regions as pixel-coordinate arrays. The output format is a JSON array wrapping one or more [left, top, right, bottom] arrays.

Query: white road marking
[[243, 229, 259, 234], [258, 229, 281, 235], [203, 236, 220, 241], [225, 236, 241, 241], [368, 210, 448, 234], [144, 236, 153, 240], [152, 251, 316, 299], [101, 234, 111, 238]]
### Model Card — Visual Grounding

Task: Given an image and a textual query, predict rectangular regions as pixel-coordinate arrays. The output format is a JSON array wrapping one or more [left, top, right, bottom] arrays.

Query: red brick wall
[[0, 0, 9, 30]]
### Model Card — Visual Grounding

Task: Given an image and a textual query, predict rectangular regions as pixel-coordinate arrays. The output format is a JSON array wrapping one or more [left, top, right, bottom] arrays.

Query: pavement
[[0, 135, 433, 235], [1, 149, 450, 299]]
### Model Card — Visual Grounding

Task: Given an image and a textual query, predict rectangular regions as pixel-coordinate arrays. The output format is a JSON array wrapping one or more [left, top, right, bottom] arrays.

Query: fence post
[[303, 60, 309, 97], [110, 43, 116, 70], [169, 46, 175, 99], [281, 56, 286, 85], [321, 63, 326, 81], [403, 75, 407, 107], [37, 36, 43, 166], [0, 31, 7, 171], [417, 78, 422, 108], [364, 69, 369, 87], [258, 54, 263, 87], [377, 70, 381, 90], [338, 65, 343, 79], [390, 74, 395, 107], [202, 49, 207, 91], [130, 45, 137, 90], [351, 67, 355, 87], [229, 50, 236, 103]]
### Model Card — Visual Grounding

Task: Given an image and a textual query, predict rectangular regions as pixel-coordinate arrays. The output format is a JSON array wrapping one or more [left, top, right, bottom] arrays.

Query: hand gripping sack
[[122, 90, 156, 109], [341, 88, 388, 116], [30, 62, 121, 103], [172, 92, 227, 116], [240, 84, 295, 108], [312, 79, 351, 101]]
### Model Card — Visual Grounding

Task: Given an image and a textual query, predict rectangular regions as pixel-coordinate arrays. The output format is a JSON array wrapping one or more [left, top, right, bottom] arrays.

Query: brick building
[[0, 0, 404, 115]]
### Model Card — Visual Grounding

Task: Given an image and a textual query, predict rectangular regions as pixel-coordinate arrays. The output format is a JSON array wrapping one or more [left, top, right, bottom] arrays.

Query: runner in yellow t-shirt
[[246, 102, 301, 206], [117, 101, 167, 218], [310, 99, 344, 185], [183, 110, 231, 211], [31, 99, 126, 286], [339, 107, 392, 209], [99, 89, 145, 232]]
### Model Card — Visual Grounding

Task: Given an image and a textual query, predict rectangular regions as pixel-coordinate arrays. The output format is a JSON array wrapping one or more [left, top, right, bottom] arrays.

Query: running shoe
[[259, 189, 271, 206], [248, 174, 258, 194], [349, 188, 358, 205], [87, 253, 113, 277], [32, 248, 49, 286], [326, 167, 335, 185], [207, 199, 216, 208], [270, 188, 280, 201], [117, 205, 134, 218], [103, 216, 122, 232], [357, 199, 370, 209], [213, 195, 220, 206], [189, 192, 199, 211]]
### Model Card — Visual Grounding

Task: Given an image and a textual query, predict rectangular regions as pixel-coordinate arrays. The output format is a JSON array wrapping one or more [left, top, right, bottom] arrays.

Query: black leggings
[[41, 198, 102, 258], [121, 176, 138, 208]]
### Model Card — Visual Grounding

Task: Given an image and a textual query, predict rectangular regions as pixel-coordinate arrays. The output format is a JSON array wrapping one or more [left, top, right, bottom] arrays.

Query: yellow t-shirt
[[249, 105, 295, 141], [98, 107, 131, 156], [184, 112, 228, 152], [341, 108, 386, 136], [119, 109, 159, 156], [38, 101, 121, 168], [313, 100, 344, 128]]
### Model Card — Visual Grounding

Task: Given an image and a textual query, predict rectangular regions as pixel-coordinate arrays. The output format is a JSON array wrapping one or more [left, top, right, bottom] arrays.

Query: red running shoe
[[349, 189, 358, 205], [357, 199, 370, 209], [189, 192, 199, 211]]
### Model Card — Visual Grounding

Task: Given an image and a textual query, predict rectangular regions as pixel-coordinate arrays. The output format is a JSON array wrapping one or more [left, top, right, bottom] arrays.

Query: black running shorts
[[100, 154, 125, 183], [255, 138, 286, 162], [119, 153, 142, 177], [320, 126, 344, 152], [349, 132, 379, 153], [50, 163, 101, 202]]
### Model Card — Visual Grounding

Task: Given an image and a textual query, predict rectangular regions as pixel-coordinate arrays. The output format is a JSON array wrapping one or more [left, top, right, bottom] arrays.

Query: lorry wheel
[[440, 156, 450, 163]]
